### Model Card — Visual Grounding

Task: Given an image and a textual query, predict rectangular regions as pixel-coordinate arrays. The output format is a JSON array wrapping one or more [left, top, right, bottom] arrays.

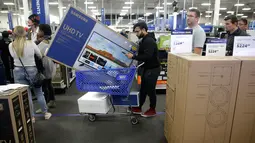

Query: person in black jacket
[[126, 22, 160, 117], [0, 31, 14, 83], [224, 15, 249, 56]]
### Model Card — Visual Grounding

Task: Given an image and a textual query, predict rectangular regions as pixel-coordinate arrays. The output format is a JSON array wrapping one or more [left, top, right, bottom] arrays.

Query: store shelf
[[156, 84, 166, 90], [52, 80, 67, 89]]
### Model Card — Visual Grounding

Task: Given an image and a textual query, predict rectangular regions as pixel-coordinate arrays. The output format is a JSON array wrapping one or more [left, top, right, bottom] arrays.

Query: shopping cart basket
[[75, 63, 144, 125]]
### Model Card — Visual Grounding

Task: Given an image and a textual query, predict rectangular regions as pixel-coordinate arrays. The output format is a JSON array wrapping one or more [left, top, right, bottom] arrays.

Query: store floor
[[34, 83, 167, 143]]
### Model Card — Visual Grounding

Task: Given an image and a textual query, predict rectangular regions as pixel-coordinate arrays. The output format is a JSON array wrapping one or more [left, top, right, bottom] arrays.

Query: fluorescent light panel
[[162, 2, 172, 5], [20, 7, 24, 9], [220, 8, 227, 10], [88, 6, 96, 9], [159, 10, 164, 12], [125, 2, 134, 4], [236, 13, 244, 16], [201, 3, 211, 6], [49, 2, 58, 5], [0, 10, 9, 13], [227, 11, 234, 14], [84, 2, 94, 4], [242, 8, 251, 11], [4, 2, 14, 5], [206, 11, 213, 13], [189, 7, 197, 9], [155, 6, 163, 9], [234, 3, 244, 6], [121, 9, 128, 12], [205, 15, 211, 17], [241, 16, 248, 18], [123, 6, 131, 9], [91, 9, 98, 12]]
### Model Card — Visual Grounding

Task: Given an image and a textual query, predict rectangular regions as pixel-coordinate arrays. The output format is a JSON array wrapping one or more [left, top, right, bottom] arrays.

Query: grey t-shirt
[[192, 25, 206, 51]]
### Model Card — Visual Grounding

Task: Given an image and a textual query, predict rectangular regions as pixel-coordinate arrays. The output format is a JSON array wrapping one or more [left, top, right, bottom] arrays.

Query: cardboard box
[[230, 57, 255, 143], [170, 56, 241, 143], [0, 90, 27, 143], [164, 111, 174, 142], [166, 85, 176, 120], [167, 53, 199, 90]]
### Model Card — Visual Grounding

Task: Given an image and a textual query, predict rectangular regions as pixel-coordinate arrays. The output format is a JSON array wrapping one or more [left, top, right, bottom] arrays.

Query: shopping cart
[[75, 63, 144, 125]]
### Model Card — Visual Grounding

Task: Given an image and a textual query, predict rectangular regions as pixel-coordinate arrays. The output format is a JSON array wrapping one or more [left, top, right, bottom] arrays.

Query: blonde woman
[[9, 26, 52, 122]]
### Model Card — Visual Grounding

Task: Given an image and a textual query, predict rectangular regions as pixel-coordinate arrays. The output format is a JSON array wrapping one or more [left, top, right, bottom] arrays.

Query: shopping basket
[[75, 67, 137, 95]]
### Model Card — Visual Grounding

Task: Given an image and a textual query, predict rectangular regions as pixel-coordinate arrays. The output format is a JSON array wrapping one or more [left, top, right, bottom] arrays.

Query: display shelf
[[156, 84, 167, 90], [52, 80, 66, 89]]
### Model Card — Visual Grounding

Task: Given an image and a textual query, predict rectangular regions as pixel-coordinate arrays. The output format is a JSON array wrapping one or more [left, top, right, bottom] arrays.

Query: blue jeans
[[13, 66, 48, 116]]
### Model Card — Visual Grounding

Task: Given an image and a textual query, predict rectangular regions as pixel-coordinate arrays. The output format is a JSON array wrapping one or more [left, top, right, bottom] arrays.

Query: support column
[[23, 0, 29, 25], [101, 0, 105, 24], [213, 0, 220, 25], [164, 0, 167, 31], [58, 0, 64, 20]]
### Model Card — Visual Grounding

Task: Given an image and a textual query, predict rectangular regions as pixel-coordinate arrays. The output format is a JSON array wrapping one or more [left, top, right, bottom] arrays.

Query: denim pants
[[13, 66, 48, 116]]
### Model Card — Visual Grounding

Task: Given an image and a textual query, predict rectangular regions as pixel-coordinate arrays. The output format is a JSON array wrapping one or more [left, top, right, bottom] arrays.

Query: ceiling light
[[123, 6, 131, 9], [84, 2, 94, 4], [159, 10, 164, 13], [201, 3, 211, 6], [0, 10, 9, 13], [20, 7, 24, 9], [88, 6, 96, 9], [125, 2, 134, 4], [49, 2, 58, 5], [155, 6, 163, 9], [206, 11, 213, 13], [58, 6, 66, 9], [189, 7, 197, 9], [121, 9, 128, 12], [254, 12, 255, 14], [4, 2, 15, 5], [236, 13, 244, 16], [234, 3, 244, 6], [242, 8, 251, 11], [131, 13, 135, 15], [13, 13, 20, 16], [200, 13, 203, 16], [162, 2, 172, 5], [144, 13, 152, 16], [227, 11, 234, 14], [241, 16, 248, 18], [220, 8, 227, 10], [219, 13, 222, 16], [205, 15, 211, 18], [120, 13, 127, 16]]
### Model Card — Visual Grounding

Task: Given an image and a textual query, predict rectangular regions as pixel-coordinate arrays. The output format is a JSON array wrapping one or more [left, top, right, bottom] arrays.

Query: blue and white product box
[[206, 38, 227, 56], [46, 6, 138, 71], [111, 91, 139, 107], [170, 30, 193, 54]]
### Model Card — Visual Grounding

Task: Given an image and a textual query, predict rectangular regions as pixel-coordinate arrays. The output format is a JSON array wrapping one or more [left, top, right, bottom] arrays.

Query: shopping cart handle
[[137, 62, 144, 68]]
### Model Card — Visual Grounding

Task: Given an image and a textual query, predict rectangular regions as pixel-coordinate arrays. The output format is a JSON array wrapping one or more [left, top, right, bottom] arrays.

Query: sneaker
[[47, 101, 56, 108], [128, 107, 142, 114], [36, 109, 42, 114], [44, 112, 52, 120], [141, 108, 157, 117]]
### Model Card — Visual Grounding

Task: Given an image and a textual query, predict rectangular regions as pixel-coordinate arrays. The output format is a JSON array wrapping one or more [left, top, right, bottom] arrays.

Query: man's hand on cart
[[126, 53, 133, 59]]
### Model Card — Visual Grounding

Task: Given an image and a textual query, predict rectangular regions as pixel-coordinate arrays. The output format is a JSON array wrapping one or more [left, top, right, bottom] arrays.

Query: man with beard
[[187, 9, 206, 55], [126, 22, 160, 117]]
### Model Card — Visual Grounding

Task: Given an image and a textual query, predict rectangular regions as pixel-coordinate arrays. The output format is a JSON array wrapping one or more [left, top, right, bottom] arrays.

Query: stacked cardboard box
[[0, 87, 35, 143], [230, 57, 255, 143], [165, 53, 243, 143]]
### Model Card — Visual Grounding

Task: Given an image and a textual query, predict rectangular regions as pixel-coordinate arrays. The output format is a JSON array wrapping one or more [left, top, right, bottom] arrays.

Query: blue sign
[[104, 20, 111, 26], [207, 38, 226, 44], [171, 29, 193, 35], [7, 12, 13, 30], [101, 8, 105, 24], [46, 7, 96, 67], [201, 25, 213, 33], [169, 16, 174, 30], [148, 24, 155, 30], [32, 0, 50, 24]]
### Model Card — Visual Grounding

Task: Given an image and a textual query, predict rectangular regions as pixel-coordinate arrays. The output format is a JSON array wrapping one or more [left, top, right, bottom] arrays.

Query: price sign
[[171, 30, 193, 54], [206, 38, 226, 56], [233, 36, 255, 56]]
